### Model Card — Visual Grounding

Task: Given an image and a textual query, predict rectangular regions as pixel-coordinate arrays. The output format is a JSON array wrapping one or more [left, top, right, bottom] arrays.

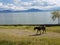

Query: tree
[[52, 11, 60, 24]]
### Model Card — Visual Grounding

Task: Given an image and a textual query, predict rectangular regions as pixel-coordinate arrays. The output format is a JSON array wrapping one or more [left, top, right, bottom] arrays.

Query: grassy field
[[0, 36, 60, 45], [0, 26, 60, 45], [46, 26, 60, 33], [0, 26, 60, 33], [0, 26, 34, 30]]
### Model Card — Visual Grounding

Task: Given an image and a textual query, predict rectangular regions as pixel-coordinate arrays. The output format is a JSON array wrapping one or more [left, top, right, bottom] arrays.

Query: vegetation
[[0, 25, 34, 30], [0, 33, 60, 45], [52, 11, 60, 24], [0, 25, 60, 33], [0, 26, 60, 45], [46, 26, 60, 33]]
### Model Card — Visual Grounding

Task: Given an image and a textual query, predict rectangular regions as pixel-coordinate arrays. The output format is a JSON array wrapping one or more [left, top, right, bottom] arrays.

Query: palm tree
[[52, 11, 60, 24]]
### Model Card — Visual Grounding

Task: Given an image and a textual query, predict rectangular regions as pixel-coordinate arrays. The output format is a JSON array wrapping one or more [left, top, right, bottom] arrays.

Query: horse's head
[[34, 27, 37, 30], [34, 28, 36, 30]]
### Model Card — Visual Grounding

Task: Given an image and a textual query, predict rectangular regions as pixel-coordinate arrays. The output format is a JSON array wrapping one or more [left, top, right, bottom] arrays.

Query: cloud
[[0, 2, 25, 10], [21, 2, 32, 6], [13, 0, 56, 9], [7, 4, 26, 10], [13, 6, 25, 10], [13, 0, 21, 5], [0, 0, 60, 10], [0, 3, 3, 6], [0, 2, 8, 10], [0, 3, 14, 10]]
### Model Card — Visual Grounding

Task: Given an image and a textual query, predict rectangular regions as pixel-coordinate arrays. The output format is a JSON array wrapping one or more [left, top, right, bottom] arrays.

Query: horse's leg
[[44, 27, 46, 34], [36, 30, 38, 35], [39, 30, 41, 35], [42, 29, 46, 34], [45, 29, 46, 34], [42, 30, 44, 34]]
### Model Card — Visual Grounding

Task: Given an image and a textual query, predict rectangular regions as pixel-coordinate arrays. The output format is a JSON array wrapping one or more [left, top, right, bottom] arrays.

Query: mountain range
[[0, 9, 45, 12], [0, 7, 60, 12]]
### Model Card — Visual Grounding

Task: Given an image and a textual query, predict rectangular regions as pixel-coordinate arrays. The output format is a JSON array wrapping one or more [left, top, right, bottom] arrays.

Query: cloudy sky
[[0, 0, 60, 10]]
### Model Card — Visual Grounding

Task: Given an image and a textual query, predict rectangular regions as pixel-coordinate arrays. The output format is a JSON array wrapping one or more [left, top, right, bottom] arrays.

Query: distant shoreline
[[0, 11, 53, 13], [0, 24, 60, 26]]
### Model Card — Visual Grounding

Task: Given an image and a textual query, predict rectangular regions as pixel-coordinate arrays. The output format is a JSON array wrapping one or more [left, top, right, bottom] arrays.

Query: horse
[[34, 25, 46, 35]]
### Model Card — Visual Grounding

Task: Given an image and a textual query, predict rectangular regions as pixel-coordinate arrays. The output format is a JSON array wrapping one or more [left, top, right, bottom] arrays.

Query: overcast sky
[[0, 0, 60, 10]]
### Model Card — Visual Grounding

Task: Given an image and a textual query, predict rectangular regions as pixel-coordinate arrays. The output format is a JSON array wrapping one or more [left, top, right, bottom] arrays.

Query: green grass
[[0, 36, 60, 45], [0, 26, 34, 30], [46, 26, 60, 33], [0, 26, 60, 33], [0, 26, 60, 45], [0, 32, 60, 45]]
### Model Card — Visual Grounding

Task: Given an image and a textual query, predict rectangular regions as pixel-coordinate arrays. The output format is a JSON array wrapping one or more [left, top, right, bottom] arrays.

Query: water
[[0, 12, 58, 24]]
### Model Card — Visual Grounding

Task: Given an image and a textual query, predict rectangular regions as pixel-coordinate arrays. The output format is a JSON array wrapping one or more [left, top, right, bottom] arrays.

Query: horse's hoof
[[39, 34, 41, 35], [36, 34, 38, 35], [42, 33, 44, 34]]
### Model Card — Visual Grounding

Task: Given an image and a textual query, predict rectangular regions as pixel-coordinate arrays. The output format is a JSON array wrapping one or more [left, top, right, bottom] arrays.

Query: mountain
[[48, 7, 60, 11], [10, 8, 44, 12], [0, 8, 45, 13], [0, 10, 14, 12], [0, 8, 60, 13], [24, 8, 44, 12]]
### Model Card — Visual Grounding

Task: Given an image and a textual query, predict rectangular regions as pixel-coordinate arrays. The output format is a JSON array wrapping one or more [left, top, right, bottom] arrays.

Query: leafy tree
[[52, 11, 60, 24]]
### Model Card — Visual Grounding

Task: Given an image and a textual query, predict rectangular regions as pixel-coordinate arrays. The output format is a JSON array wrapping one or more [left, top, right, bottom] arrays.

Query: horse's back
[[41, 26, 46, 30], [34, 27, 41, 30]]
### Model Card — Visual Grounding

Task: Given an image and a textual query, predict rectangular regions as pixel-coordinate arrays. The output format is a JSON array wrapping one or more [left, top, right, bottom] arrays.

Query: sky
[[0, 0, 60, 10]]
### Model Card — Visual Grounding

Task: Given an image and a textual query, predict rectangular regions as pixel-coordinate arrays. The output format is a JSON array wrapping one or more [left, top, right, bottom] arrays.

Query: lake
[[0, 12, 58, 24]]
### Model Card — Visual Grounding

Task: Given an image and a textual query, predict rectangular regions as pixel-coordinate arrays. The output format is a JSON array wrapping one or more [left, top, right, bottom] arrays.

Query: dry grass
[[0, 26, 60, 45], [46, 26, 60, 33], [0, 32, 60, 45]]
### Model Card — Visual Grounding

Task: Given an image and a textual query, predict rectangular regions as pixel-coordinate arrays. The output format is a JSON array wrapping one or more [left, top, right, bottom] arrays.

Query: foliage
[[52, 11, 60, 21]]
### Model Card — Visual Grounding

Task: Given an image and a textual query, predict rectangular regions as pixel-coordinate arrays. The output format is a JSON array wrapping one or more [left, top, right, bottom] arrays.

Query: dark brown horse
[[34, 25, 46, 35]]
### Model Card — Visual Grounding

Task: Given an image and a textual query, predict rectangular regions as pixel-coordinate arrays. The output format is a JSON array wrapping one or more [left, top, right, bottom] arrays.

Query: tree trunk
[[58, 17, 60, 24]]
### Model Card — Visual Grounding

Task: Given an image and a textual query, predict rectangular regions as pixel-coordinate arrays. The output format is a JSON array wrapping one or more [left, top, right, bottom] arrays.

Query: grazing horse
[[34, 26, 46, 35]]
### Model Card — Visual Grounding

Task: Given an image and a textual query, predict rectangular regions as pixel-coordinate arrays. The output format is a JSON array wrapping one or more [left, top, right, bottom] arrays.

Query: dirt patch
[[0, 29, 60, 38]]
